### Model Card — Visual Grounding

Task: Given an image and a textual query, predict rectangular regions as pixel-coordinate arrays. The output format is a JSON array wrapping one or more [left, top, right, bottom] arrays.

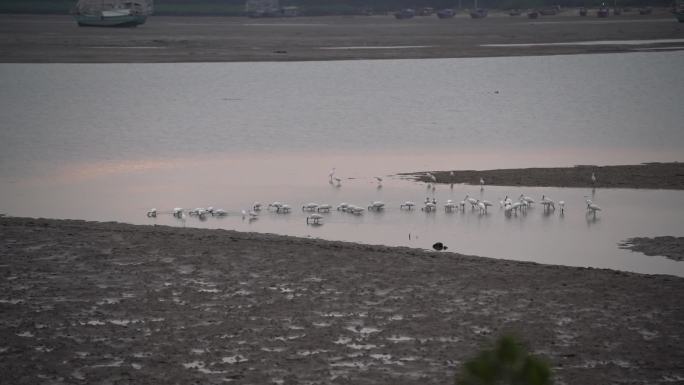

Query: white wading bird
[[306, 213, 324, 225], [464, 195, 478, 210], [585, 197, 601, 217], [427, 172, 437, 183], [400, 201, 416, 210], [476, 200, 487, 214], [558, 201, 565, 214], [302, 202, 319, 212], [444, 200, 457, 212], [480, 177, 485, 190], [540, 195, 555, 211], [253, 202, 262, 211], [212, 209, 228, 216], [368, 201, 385, 211], [173, 208, 184, 218], [480, 200, 493, 212], [422, 202, 436, 212], [519, 194, 534, 206], [146, 208, 157, 218], [329, 167, 336, 182], [317, 204, 332, 213], [591, 172, 597, 185]]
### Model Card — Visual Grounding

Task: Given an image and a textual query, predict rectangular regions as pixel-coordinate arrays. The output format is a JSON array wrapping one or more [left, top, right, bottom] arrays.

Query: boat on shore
[[597, 5, 610, 17], [436, 8, 455, 18], [470, 8, 488, 18], [72, 0, 152, 27], [394, 8, 415, 19], [674, 0, 684, 22]]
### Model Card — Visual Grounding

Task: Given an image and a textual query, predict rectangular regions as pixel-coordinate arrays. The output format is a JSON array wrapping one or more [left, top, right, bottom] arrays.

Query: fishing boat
[[394, 8, 416, 19], [436, 8, 455, 18], [72, 0, 152, 27], [674, 0, 684, 22], [469, 0, 488, 18], [597, 4, 610, 17]]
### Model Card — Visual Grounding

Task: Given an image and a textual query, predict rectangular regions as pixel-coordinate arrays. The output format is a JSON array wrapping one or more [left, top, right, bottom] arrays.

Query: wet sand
[[405, 162, 684, 189], [1, 216, 683, 384], [620, 236, 684, 262], [1, 12, 682, 62]]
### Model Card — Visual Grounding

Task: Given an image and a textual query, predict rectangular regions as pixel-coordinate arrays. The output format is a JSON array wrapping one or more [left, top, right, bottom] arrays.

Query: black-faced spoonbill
[[253, 202, 262, 211], [306, 214, 324, 225], [400, 201, 416, 210], [540, 195, 555, 211], [317, 204, 332, 213], [421, 202, 436, 212], [558, 201, 565, 214], [172, 208, 184, 218], [267, 202, 283, 211], [444, 200, 457, 212], [368, 201, 385, 211], [586, 198, 601, 217], [146, 208, 157, 218], [464, 195, 478, 210], [212, 209, 228, 216], [302, 203, 319, 212], [519, 194, 535, 205]]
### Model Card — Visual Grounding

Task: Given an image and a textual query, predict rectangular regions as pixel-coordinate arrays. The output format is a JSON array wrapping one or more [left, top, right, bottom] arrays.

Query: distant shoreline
[[403, 162, 684, 189], [1, 13, 682, 63]]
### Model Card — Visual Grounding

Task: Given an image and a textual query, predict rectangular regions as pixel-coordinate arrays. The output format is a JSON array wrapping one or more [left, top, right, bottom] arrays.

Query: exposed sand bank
[[1, 13, 682, 63], [620, 236, 684, 262], [404, 162, 684, 189], [1, 216, 683, 384]]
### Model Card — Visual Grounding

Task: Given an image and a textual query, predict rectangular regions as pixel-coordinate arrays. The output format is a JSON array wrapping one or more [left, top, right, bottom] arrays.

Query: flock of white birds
[[144, 171, 602, 226]]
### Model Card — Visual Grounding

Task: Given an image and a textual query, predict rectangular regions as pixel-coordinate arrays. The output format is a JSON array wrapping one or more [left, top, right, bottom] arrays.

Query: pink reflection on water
[[45, 146, 682, 185]]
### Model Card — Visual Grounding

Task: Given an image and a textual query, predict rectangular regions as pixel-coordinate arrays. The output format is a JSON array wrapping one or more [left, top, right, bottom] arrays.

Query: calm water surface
[[1, 52, 683, 276]]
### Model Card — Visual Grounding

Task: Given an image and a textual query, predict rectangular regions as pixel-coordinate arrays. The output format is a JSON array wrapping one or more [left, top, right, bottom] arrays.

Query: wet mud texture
[[620, 236, 684, 262], [2, 217, 684, 384], [1, 13, 683, 63], [407, 162, 684, 189]]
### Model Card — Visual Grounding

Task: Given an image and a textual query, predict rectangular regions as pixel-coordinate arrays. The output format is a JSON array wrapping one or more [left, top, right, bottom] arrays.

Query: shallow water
[[1, 52, 683, 276]]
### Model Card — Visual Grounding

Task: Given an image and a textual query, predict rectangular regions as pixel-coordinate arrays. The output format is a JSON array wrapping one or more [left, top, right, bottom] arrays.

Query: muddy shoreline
[[404, 162, 684, 189], [1, 216, 683, 384]]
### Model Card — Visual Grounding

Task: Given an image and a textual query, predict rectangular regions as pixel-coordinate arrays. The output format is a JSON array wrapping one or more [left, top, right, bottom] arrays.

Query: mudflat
[[1, 216, 683, 384], [405, 162, 684, 189], [1, 11, 682, 63]]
